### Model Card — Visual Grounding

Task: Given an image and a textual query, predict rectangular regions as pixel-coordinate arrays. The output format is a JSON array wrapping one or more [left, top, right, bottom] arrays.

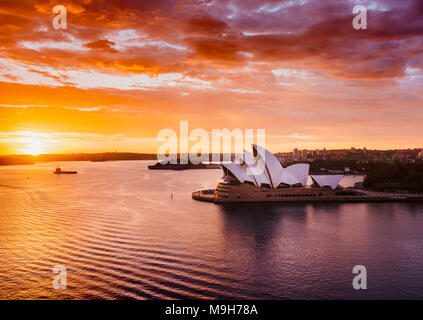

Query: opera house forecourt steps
[[192, 145, 423, 204]]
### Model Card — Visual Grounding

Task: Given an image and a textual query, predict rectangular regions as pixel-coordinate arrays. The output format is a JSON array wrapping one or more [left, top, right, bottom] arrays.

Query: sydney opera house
[[199, 145, 345, 203]]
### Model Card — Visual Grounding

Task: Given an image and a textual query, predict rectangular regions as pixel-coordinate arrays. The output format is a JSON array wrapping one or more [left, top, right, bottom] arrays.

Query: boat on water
[[53, 167, 77, 174], [148, 161, 220, 170]]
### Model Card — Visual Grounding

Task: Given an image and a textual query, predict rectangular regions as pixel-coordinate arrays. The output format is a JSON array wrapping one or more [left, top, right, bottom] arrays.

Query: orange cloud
[[0, 0, 423, 154]]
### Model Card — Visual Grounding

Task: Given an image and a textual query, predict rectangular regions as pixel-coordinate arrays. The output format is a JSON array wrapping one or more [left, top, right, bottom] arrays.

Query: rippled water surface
[[1, 161, 423, 299]]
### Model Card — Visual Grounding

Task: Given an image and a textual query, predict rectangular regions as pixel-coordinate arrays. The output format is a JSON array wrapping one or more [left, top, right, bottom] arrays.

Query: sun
[[21, 137, 46, 155]]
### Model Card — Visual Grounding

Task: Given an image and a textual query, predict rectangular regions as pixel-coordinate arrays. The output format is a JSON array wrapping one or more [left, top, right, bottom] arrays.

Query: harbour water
[[1, 161, 423, 299]]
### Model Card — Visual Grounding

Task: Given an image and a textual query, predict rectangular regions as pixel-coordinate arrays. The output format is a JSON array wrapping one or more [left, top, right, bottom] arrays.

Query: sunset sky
[[0, 0, 422, 155]]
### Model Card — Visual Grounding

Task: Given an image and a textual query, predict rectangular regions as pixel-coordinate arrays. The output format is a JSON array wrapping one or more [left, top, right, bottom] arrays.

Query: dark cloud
[[0, 0, 422, 80], [185, 15, 228, 35], [84, 39, 118, 53]]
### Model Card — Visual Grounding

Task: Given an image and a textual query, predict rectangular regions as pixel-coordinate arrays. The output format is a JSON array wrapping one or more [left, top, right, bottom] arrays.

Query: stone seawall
[[192, 189, 423, 204]]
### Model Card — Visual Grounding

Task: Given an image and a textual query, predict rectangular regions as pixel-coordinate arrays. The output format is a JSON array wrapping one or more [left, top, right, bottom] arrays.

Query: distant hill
[[0, 153, 157, 165], [0, 153, 237, 166], [0, 155, 35, 165]]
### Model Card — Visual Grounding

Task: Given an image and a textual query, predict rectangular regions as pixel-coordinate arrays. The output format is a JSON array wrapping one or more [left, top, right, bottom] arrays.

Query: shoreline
[[192, 189, 423, 204], [0, 158, 157, 166]]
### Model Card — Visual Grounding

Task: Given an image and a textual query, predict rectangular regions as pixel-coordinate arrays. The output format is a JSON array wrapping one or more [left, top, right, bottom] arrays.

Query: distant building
[[293, 148, 299, 161]]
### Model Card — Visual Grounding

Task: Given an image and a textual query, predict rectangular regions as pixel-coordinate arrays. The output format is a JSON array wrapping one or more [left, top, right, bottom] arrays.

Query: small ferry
[[53, 167, 77, 174]]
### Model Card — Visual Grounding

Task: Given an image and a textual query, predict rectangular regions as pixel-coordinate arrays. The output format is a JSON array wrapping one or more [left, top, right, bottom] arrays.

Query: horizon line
[[2, 146, 423, 157]]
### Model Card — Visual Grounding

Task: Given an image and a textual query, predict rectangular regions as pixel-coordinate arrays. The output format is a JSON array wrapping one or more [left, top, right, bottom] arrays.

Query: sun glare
[[20, 133, 46, 155]]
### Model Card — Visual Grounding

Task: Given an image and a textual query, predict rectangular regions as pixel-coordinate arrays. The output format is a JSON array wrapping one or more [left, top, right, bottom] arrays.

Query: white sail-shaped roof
[[285, 163, 310, 186], [220, 145, 343, 189], [221, 163, 254, 184], [280, 170, 300, 185], [310, 175, 343, 190], [252, 144, 283, 188], [243, 150, 270, 187]]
